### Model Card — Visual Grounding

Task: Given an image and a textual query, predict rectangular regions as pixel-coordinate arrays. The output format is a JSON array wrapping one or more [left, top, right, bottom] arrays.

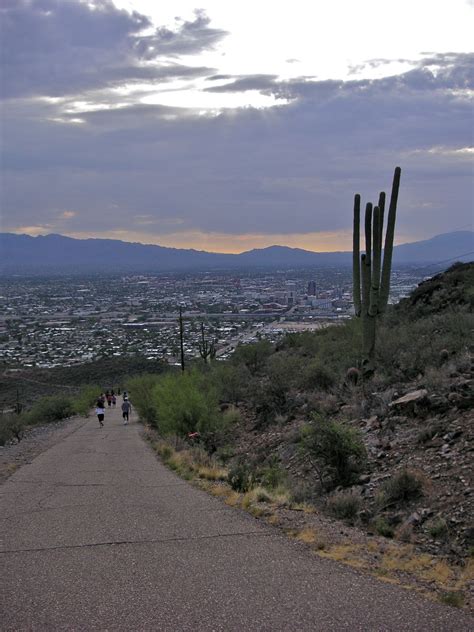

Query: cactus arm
[[369, 206, 382, 317], [379, 167, 401, 312], [353, 194, 362, 317], [377, 191, 385, 253], [364, 203, 373, 267]]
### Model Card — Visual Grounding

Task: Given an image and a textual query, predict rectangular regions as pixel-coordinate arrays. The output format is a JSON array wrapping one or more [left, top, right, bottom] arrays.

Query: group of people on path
[[95, 389, 132, 427]]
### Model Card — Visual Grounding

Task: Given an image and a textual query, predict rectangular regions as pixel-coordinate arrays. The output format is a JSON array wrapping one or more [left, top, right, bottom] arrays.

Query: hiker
[[112, 394, 116, 407], [121, 397, 132, 425], [106, 392, 112, 408], [96, 399, 105, 427]]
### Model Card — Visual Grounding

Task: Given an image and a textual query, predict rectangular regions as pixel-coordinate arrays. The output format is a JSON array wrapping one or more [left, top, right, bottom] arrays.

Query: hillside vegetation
[[0, 356, 168, 444], [129, 263, 473, 563]]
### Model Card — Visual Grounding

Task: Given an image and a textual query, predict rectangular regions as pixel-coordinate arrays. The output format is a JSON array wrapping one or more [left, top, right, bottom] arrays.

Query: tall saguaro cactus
[[353, 167, 401, 373]]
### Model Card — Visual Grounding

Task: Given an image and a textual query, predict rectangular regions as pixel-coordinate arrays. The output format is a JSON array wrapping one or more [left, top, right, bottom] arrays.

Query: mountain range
[[0, 231, 472, 274]]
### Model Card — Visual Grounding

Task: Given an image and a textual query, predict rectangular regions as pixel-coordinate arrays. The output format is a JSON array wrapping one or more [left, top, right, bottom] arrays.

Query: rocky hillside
[[223, 262, 474, 559]]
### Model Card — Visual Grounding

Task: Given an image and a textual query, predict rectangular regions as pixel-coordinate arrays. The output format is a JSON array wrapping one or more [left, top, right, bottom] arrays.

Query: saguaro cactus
[[198, 322, 216, 364], [353, 167, 401, 373]]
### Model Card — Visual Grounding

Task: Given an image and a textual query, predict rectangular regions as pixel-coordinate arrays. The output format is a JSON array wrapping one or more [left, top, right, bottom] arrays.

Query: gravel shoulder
[[0, 415, 89, 484]]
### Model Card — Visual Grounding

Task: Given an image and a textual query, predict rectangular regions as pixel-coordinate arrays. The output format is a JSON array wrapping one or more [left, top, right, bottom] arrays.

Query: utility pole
[[179, 306, 185, 372]]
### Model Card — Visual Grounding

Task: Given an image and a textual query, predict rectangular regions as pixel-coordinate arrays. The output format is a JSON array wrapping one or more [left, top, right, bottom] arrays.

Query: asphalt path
[[1, 404, 472, 631]]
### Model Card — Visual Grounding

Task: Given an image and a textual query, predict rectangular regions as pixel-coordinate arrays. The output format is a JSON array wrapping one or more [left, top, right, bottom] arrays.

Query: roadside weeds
[[143, 426, 473, 612]]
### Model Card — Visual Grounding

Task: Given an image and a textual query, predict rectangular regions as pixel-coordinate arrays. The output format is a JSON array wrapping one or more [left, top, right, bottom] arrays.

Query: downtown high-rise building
[[307, 280, 316, 296]]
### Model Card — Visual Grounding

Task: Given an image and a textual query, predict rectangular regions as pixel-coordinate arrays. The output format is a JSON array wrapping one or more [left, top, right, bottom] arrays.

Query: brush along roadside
[[143, 425, 473, 611]]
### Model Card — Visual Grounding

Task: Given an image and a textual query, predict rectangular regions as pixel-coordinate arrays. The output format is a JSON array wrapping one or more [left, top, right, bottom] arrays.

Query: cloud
[[59, 210, 76, 219], [0, 1, 225, 98], [133, 9, 228, 59], [1, 4, 473, 254]]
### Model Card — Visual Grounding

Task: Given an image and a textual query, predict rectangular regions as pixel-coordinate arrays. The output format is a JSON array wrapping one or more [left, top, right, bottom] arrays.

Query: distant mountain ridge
[[0, 231, 472, 274]]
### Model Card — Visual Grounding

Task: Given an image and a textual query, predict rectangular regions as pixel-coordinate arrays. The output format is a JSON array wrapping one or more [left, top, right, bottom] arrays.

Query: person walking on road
[[96, 399, 105, 427], [121, 397, 132, 425]]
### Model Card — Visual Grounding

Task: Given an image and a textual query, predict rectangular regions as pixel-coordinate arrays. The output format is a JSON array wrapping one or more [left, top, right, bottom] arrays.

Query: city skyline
[[1, 1, 473, 253]]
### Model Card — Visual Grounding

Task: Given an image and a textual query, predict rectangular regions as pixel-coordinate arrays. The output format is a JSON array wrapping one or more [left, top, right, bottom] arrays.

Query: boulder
[[389, 389, 428, 408]]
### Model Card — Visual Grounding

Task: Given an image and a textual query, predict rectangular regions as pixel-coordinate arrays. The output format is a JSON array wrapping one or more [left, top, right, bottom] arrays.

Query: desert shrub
[[0, 413, 27, 445], [427, 517, 449, 540], [290, 482, 315, 505], [249, 379, 290, 426], [211, 363, 251, 404], [277, 320, 362, 376], [377, 311, 473, 381], [231, 339, 273, 375], [379, 469, 424, 506], [73, 385, 102, 417], [126, 373, 162, 424], [228, 460, 254, 492], [26, 395, 75, 425], [152, 369, 222, 438], [416, 422, 444, 445], [215, 445, 235, 465], [265, 353, 301, 389], [300, 358, 336, 391], [374, 517, 395, 538], [302, 415, 367, 488], [222, 405, 242, 425], [440, 591, 465, 608], [258, 457, 287, 489], [327, 491, 362, 523]]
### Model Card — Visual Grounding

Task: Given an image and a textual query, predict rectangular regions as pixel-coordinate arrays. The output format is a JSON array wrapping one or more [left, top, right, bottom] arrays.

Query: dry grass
[[266, 513, 281, 526], [224, 491, 241, 507], [290, 502, 316, 513], [197, 465, 228, 481], [295, 527, 318, 544]]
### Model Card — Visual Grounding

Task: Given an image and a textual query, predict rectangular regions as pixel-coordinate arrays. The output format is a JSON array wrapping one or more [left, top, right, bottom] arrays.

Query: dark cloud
[[0, 0, 225, 98], [1, 0, 472, 248], [134, 9, 228, 59]]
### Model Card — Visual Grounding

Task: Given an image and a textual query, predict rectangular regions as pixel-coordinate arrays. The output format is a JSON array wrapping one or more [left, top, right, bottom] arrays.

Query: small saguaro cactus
[[353, 167, 401, 373], [198, 322, 216, 364]]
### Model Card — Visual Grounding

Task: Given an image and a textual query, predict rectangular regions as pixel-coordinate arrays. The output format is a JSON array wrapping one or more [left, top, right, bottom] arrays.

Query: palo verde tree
[[353, 166, 401, 374]]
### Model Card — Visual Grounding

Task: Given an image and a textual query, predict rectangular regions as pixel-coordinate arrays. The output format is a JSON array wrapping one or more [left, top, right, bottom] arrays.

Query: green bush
[[379, 469, 424, 506], [126, 374, 162, 423], [26, 395, 75, 425], [302, 415, 367, 488], [289, 482, 315, 505], [278, 320, 362, 376], [0, 413, 27, 445], [222, 405, 242, 425], [73, 385, 102, 417], [439, 591, 464, 608], [152, 369, 222, 438], [377, 311, 473, 381], [327, 491, 362, 523], [427, 517, 449, 540], [232, 340, 273, 375], [374, 517, 395, 538], [211, 364, 251, 404], [300, 358, 335, 391], [228, 460, 254, 492], [258, 457, 287, 489]]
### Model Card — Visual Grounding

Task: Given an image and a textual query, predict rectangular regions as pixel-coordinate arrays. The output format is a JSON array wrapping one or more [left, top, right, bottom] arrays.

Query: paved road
[[1, 406, 472, 631]]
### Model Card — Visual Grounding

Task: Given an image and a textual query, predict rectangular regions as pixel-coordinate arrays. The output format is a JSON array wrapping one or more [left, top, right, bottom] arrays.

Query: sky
[[1, 0, 473, 253]]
